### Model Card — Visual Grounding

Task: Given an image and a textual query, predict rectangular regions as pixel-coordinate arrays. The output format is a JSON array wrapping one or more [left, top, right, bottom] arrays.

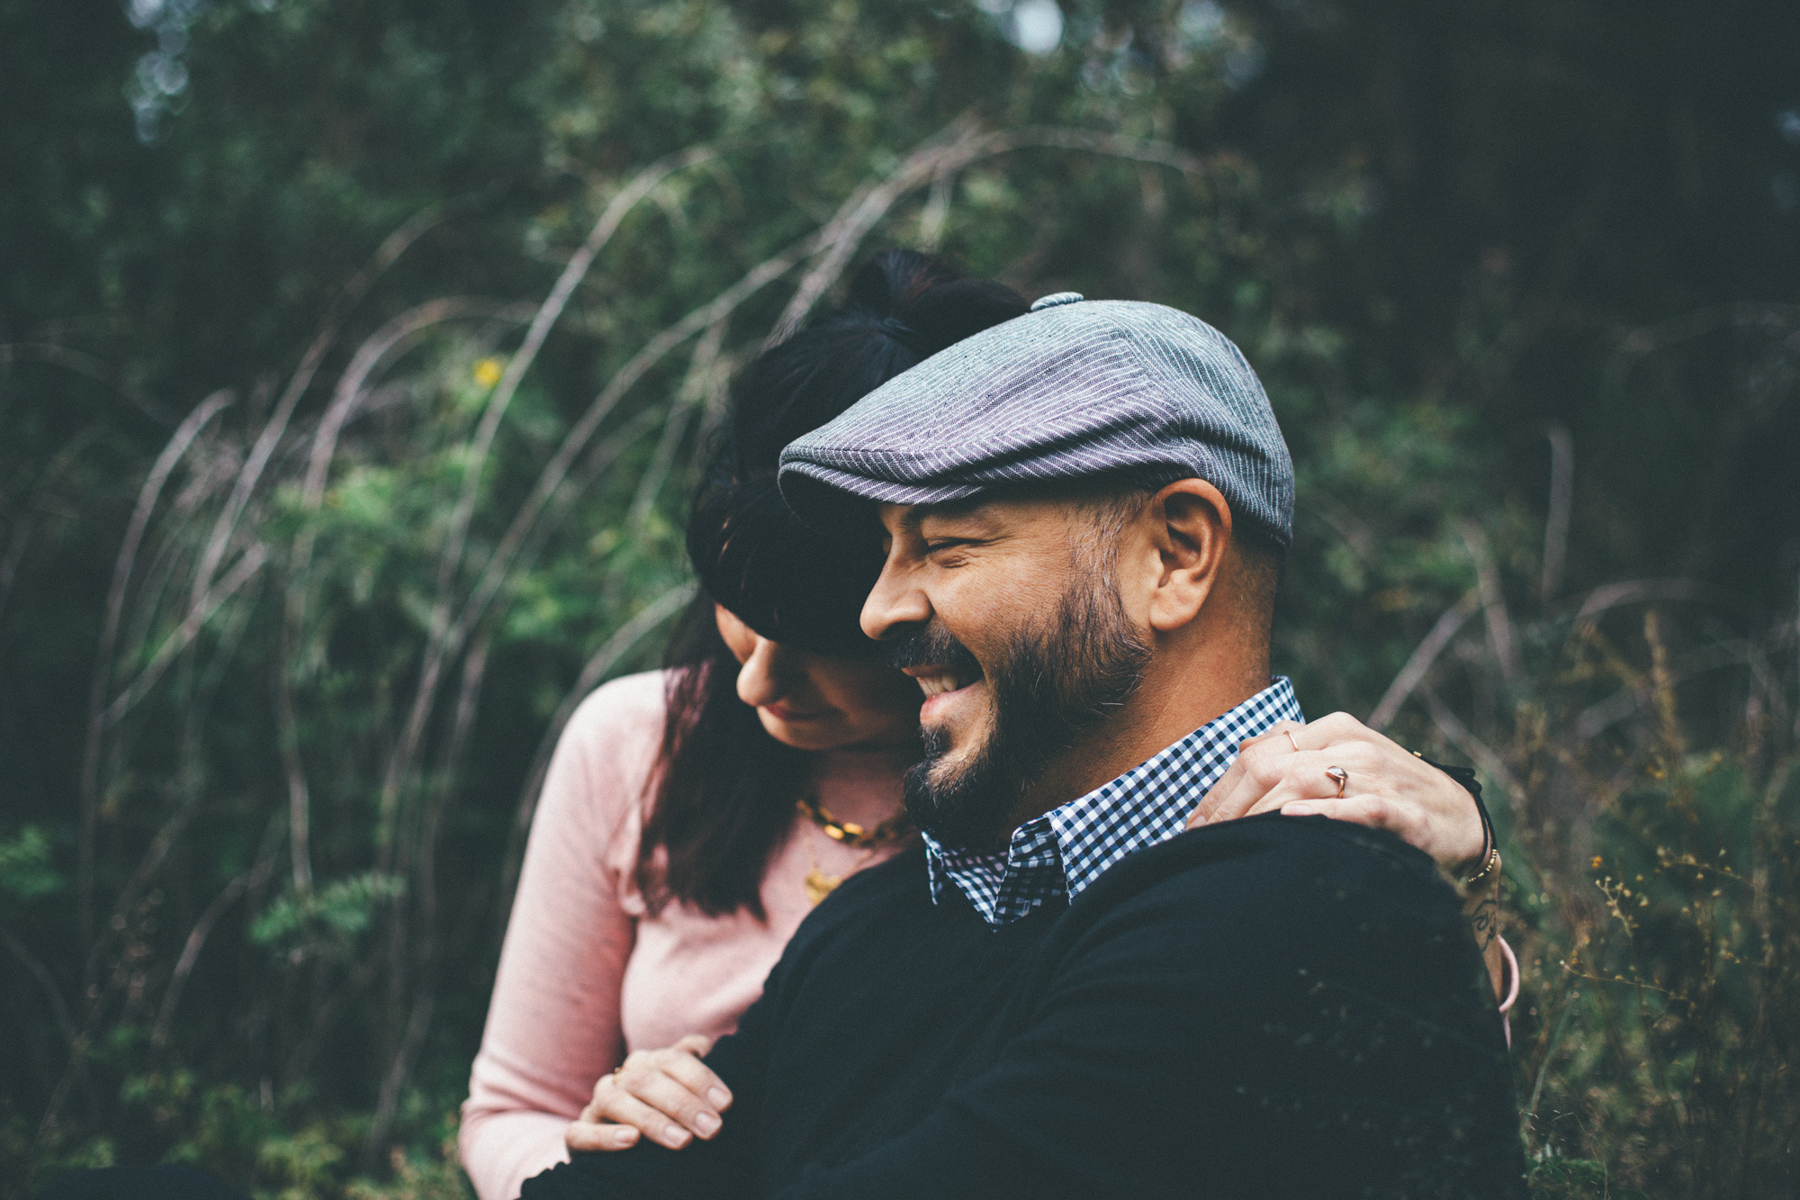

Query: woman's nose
[[735, 636, 793, 708]]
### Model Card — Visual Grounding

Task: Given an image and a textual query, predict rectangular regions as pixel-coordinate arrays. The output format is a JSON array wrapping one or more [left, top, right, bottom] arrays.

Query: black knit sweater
[[522, 813, 1525, 1200]]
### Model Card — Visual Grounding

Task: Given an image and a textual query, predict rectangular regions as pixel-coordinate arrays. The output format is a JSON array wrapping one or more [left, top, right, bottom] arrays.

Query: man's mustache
[[886, 622, 983, 677]]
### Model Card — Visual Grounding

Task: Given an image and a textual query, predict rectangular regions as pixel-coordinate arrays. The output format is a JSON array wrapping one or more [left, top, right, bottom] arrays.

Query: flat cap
[[777, 295, 1294, 546]]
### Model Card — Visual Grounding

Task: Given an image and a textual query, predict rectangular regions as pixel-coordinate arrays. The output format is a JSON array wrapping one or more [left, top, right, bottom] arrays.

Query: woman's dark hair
[[638, 250, 1029, 917]]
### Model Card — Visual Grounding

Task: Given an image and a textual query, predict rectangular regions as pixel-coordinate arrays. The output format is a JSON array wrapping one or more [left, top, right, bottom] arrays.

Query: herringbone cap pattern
[[777, 295, 1294, 546]]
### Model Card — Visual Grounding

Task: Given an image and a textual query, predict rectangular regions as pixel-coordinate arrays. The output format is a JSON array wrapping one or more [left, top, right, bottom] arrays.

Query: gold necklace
[[802, 829, 849, 907], [796, 796, 913, 906], [794, 794, 913, 850]]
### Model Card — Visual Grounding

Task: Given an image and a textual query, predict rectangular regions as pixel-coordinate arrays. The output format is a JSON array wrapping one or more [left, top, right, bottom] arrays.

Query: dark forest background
[[4, 1, 1798, 1195]]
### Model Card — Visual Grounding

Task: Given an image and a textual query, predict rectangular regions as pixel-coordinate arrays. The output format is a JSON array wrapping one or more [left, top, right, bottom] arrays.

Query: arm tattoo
[[1467, 897, 1498, 951]]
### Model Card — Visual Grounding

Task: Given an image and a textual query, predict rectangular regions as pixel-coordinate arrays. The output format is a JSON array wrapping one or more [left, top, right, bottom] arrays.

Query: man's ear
[[1145, 479, 1231, 634]]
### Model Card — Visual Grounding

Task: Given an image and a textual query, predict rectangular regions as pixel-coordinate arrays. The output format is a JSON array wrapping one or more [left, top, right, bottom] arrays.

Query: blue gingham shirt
[[922, 678, 1304, 926]]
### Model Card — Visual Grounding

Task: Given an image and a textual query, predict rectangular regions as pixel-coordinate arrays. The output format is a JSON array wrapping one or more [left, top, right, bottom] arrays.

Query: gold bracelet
[[1462, 844, 1501, 888]]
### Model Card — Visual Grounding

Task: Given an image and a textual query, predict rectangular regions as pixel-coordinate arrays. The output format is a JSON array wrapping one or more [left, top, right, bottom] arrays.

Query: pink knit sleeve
[[459, 673, 664, 1200]]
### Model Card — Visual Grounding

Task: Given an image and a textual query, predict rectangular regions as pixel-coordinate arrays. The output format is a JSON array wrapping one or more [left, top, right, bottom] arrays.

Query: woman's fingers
[[1276, 794, 1422, 845], [580, 1080, 701, 1149], [594, 1043, 731, 1146], [563, 1039, 731, 1155], [649, 1043, 733, 1112], [1188, 713, 1486, 875], [1267, 731, 1484, 870], [1189, 721, 1307, 826], [565, 1115, 641, 1153], [672, 1033, 714, 1057], [1217, 750, 1364, 821]]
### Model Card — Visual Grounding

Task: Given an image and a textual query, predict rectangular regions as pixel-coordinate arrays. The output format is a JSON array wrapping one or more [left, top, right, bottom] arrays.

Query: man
[[524, 295, 1524, 1198]]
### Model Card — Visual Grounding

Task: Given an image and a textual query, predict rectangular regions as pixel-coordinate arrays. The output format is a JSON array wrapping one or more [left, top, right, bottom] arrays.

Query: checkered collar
[[921, 677, 1303, 927]]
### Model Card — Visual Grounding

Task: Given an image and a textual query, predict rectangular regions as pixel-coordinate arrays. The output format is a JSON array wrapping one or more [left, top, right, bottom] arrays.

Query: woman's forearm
[[461, 1105, 578, 1200], [1464, 882, 1505, 1002]]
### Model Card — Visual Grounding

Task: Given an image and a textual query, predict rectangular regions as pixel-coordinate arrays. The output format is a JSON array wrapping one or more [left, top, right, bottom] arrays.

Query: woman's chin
[[758, 709, 843, 751]]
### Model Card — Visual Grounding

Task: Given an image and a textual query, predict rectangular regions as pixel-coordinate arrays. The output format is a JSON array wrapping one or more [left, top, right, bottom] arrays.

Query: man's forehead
[[876, 494, 1096, 539], [876, 497, 989, 531]]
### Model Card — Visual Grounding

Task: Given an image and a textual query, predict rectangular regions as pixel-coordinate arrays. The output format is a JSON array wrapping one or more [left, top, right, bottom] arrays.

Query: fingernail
[[694, 1111, 721, 1136], [707, 1087, 732, 1109], [1283, 803, 1317, 816], [613, 1126, 638, 1145], [665, 1125, 690, 1147]]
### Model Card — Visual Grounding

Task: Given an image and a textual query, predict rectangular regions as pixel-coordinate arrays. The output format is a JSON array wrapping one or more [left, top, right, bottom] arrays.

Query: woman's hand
[[565, 1034, 733, 1153], [1190, 713, 1509, 1002], [1188, 712, 1486, 877]]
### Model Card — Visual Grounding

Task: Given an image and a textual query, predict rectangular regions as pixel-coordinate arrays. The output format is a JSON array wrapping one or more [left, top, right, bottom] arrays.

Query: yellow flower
[[473, 357, 504, 388], [1591, 855, 1603, 869]]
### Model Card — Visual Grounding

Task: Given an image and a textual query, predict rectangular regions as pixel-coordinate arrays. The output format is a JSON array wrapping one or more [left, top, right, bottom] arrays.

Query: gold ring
[[1325, 766, 1348, 797], [1282, 729, 1300, 753]]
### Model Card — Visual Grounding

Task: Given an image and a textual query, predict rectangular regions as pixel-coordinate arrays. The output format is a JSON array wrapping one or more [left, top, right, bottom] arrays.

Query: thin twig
[[1460, 522, 1521, 686], [918, 163, 955, 250], [626, 320, 729, 538], [153, 854, 278, 1043], [430, 146, 715, 617], [189, 205, 448, 612], [1367, 590, 1479, 732], [102, 544, 269, 726], [767, 121, 1215, 343], [0, 508, 36, 629], [1422, 686, 1527, 813], [1574, 639, 1764, 740], [1573, 578, 1729, 627], [769, 115, 984, 343], [294, 298, 538, 578], [79, 391, 234, 946], [1541, 423, 1573, 604], [368, 632, 490, 1157], [2, 929, 77, 1046], [366, 990, 434, 1158], [373, 149, 717, 867], [276, 298, 533, 895], [0, 341, 178, 427]]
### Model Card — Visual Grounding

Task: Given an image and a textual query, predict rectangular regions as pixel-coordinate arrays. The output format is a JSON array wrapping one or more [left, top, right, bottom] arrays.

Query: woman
[[459, 252, 1505, 1200]]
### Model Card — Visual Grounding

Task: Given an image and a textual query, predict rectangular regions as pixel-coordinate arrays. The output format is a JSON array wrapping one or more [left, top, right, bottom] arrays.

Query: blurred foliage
[[3, 0, 1798, 1196]]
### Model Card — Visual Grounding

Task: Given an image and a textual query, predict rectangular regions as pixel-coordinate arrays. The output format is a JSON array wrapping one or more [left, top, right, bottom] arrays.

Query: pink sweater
[[459, 670, 907, 1200]]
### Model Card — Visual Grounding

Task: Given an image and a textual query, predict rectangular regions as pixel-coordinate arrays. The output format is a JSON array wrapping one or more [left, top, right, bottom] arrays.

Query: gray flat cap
[[777, 294, 1294, 546]]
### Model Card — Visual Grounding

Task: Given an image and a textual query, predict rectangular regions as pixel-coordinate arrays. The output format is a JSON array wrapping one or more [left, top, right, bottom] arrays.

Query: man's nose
[[860, 558, 931, 642], [735, 636, 794, 708]]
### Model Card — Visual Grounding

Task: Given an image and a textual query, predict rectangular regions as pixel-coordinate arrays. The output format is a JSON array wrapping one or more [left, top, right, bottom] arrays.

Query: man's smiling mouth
[[914, 671, 975, 697]]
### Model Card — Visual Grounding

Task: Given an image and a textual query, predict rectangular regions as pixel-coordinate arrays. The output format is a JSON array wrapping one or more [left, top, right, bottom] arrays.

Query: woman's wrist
[[1461, 843, 1501, 890]]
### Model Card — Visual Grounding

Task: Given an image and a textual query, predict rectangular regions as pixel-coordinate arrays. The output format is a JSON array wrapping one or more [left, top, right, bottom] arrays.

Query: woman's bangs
[[688, 476, 886, 659]]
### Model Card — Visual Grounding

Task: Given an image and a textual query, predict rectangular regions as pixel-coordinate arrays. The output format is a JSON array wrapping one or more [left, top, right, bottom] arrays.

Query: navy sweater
[[522, 813, 1525, 1200]]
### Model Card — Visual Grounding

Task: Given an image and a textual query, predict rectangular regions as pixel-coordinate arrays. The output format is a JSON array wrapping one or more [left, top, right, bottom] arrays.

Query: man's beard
[[887, 576, 1150, 852]]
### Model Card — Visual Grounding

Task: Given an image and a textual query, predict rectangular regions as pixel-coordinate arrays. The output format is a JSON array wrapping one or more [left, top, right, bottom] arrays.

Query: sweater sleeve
[[460, 675, 664, 1200], [516, 937, 783, 1200]]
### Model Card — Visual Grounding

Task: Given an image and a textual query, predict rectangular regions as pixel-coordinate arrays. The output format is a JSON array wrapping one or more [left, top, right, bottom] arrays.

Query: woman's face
[[714, 604, 921, 752]]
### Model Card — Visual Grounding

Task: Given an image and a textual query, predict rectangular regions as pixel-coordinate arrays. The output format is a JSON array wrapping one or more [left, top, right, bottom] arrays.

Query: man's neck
[[1008, 654, 1270, 828]]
